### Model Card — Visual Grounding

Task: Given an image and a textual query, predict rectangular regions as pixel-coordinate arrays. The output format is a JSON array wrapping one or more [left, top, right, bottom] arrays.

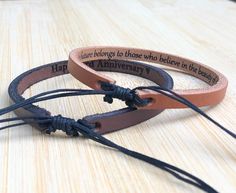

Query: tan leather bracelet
[[68, 46, 228, 109]]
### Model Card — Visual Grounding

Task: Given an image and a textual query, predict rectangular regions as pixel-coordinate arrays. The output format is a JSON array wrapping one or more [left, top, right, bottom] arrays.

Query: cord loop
[[100, 82, 150, 107], [45, 115, 96, 137], [46, 115, 78, 136]]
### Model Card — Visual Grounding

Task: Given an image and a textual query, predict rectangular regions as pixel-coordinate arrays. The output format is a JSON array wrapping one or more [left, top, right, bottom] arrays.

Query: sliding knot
[[101, 82, 150, 107], [46, 115, 79, 136]]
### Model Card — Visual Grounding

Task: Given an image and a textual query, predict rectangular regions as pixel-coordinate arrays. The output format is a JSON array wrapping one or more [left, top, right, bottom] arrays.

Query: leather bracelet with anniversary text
[[8, 60, 173, 134], [68, 46, 228, 109], [6, 60, 221, 193]]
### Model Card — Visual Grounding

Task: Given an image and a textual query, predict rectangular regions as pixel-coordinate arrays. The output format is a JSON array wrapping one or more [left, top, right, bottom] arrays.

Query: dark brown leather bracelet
[[8, 60, 173, 134], [7, 61, 222, 193]]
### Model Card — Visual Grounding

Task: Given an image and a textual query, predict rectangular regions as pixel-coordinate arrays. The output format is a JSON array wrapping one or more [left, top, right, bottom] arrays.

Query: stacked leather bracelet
[[2, 46, 233, 193]]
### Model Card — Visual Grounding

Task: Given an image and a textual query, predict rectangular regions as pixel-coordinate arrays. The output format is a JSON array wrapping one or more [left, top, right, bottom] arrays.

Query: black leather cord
[[133, 86, 236, 139], [0, 85, 228, 192], [0, 113, 218, 193]]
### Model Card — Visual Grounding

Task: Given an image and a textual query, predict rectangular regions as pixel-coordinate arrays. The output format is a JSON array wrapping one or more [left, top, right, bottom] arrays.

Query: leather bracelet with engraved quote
[[68, 46, 228, 109]]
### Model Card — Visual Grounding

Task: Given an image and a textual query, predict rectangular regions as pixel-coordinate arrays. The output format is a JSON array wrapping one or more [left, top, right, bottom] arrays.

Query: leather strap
[[8, 60, 173, 134], [68, 46, 228, 109]]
